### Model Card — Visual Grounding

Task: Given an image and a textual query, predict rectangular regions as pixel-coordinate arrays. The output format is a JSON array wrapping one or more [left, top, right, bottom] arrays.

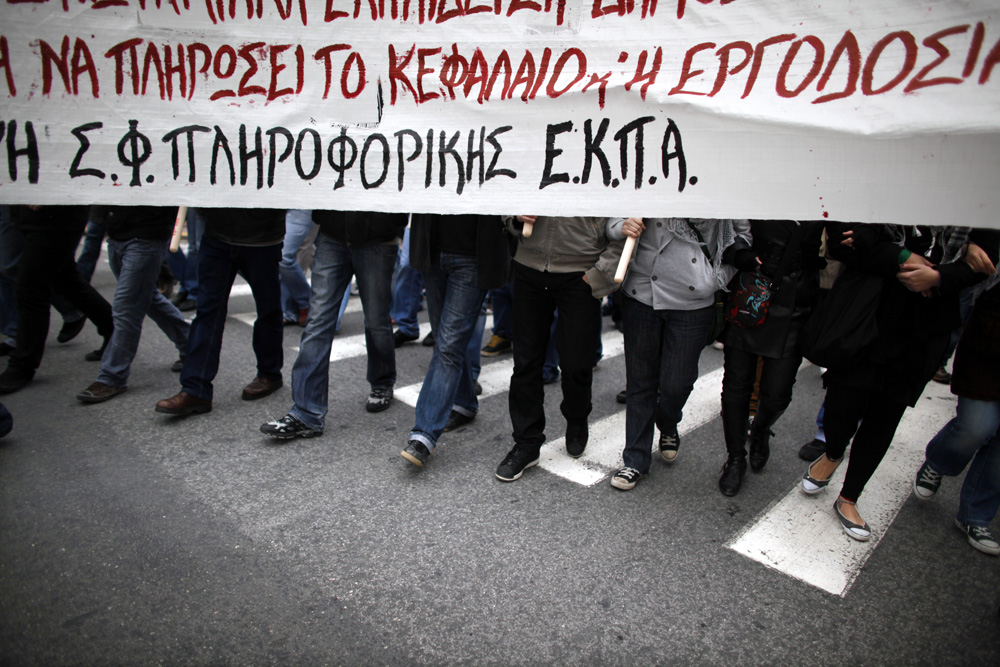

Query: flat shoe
[[834, 497, 871, 541], [801, 455, 841, 495]]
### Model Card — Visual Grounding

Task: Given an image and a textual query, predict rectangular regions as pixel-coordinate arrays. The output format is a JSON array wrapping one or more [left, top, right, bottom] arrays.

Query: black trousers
[[823, 370, 908, 502], [9, 209, 113, 374], [508, 262, 601, 451], [720, 345, 802, 456]]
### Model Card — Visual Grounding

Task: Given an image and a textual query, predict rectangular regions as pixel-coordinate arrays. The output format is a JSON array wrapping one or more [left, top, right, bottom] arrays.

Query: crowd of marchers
[[0, 206, 997, 556]]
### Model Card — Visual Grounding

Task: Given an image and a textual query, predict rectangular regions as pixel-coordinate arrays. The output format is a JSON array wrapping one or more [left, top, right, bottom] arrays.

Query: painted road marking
[[539, 364, 725, 486], [727, 380, 957, 597], [393, 328, 625, 408], [227, 299, 363, 329]]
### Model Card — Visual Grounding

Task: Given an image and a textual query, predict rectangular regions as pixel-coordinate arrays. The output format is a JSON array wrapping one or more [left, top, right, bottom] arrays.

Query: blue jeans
[[409, 252, 486, 451], [289, 235, 397, 429], [621, 295, 713, 473], [390, 227, 424, 338], [280, 209, 315, 320], [76, 221, 105, 283], [96, 238, 190, 387], [489, 281, 514, 340], [166, 208, 205, 299], [468, 299, 487, 381], [925, 397, 1000, 527], [181, 236, 282, 400]]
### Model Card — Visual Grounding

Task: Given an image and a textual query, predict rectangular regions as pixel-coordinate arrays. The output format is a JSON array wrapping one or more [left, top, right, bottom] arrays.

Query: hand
[[897, 264, 940, 295], [839, 229, 855, 248], [516, 215, 537, 224], [963, 242, 997, 275], [621, 217, 645, 238], [901, 253, 933, 269]]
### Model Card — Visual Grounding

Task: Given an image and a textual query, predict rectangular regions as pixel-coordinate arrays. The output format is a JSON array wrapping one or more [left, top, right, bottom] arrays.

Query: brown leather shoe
[[242, 376, 283, 401], [77, 381, 127, 404], [156, 391, 212, 415]]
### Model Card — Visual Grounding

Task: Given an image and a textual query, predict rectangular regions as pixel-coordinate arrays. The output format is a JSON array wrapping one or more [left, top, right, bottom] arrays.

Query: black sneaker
[[611, 467, 644, 490], [171, 356, 185, 373], [393, 330, 418, 348], [913, 460, 943, 500], [421, 331, 436, 347], [955, 519, 1000, 556], [57, 317, 86, 343], [565, 421, 588, 458], [659, 430, 680, 463], [495, 445, 539, 482], [366, 386, 393, 413], [85, 336, 111, 362], [443, 409, 475, 432], [260, 414, 323, 439], [401, 440, 430, 467], [798, 438, 826, 462], [0, 365, 33, 395]]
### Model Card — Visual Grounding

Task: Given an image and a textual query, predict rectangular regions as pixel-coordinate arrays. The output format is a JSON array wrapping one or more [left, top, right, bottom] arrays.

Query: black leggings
[[823, 376, 908, 502]]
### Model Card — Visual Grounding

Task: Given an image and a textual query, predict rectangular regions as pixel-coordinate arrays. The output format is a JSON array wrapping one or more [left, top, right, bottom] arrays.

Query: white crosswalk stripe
[[394, 328, 624, 408], [226, 286, 956, 597], [728, 379, 956, 597]]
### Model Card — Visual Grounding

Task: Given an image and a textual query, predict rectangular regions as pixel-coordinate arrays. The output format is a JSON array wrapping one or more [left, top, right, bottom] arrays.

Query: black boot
[[749, 404, 783, 472], [748, 427, 772, 472], [719, 455, 747, 496]]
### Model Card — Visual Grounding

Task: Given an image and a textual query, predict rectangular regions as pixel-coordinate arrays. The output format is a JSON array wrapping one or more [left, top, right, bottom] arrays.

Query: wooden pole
[[614, 235, 637, 284], [169, 206, 187, 253]]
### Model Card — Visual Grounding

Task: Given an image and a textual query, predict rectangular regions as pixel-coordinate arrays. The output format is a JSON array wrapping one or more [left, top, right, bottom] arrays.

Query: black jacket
[[202, 208, 285, 245], [723, 220, 826, 359], [99, 206, 175, 242], [11, 205, 89, 235], [312, 211, 407, 246], [409, 214, 511, 290], [824, 222, 983, 406]]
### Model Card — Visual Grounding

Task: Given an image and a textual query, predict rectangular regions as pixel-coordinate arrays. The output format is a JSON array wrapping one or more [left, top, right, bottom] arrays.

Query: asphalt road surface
[[1, 259, 998, 666]]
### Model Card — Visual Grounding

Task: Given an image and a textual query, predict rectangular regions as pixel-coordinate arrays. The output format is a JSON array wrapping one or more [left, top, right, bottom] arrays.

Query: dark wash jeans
[[289, 235, 397, 430], [509, 262, 601, 452], [621, 294, 713, 474], [181, 236, 282, 400], [409, 252, 486, 451]]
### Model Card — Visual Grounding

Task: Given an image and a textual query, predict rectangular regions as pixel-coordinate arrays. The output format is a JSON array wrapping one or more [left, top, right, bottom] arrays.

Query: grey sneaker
[[260, 414, 322, 440], [914, 460, 943, 500], [401, 440, 431, 467], [659, 431, 680, 463], [955, 519, 1000, 556], [366, 386, 393, 413], [611, 467, 644, 490]]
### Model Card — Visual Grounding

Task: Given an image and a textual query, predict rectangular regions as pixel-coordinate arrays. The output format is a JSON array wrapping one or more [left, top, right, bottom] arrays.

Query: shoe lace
[[617, 467, 640, 480], [660, 433, 678, 448], [970, 526, 995, 541], [918, 466, 942, 486], [280, 414, 303, 428], [502, 448, 529, 466], [371, 387, 390, 399]]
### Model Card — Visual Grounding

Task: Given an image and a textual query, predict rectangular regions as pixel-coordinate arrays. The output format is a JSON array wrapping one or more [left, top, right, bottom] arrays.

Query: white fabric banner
[[0, 0, 997, 226]]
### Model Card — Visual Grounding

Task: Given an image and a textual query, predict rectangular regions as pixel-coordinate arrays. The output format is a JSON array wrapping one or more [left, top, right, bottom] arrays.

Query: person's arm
[[585, 217, 631, 296]]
